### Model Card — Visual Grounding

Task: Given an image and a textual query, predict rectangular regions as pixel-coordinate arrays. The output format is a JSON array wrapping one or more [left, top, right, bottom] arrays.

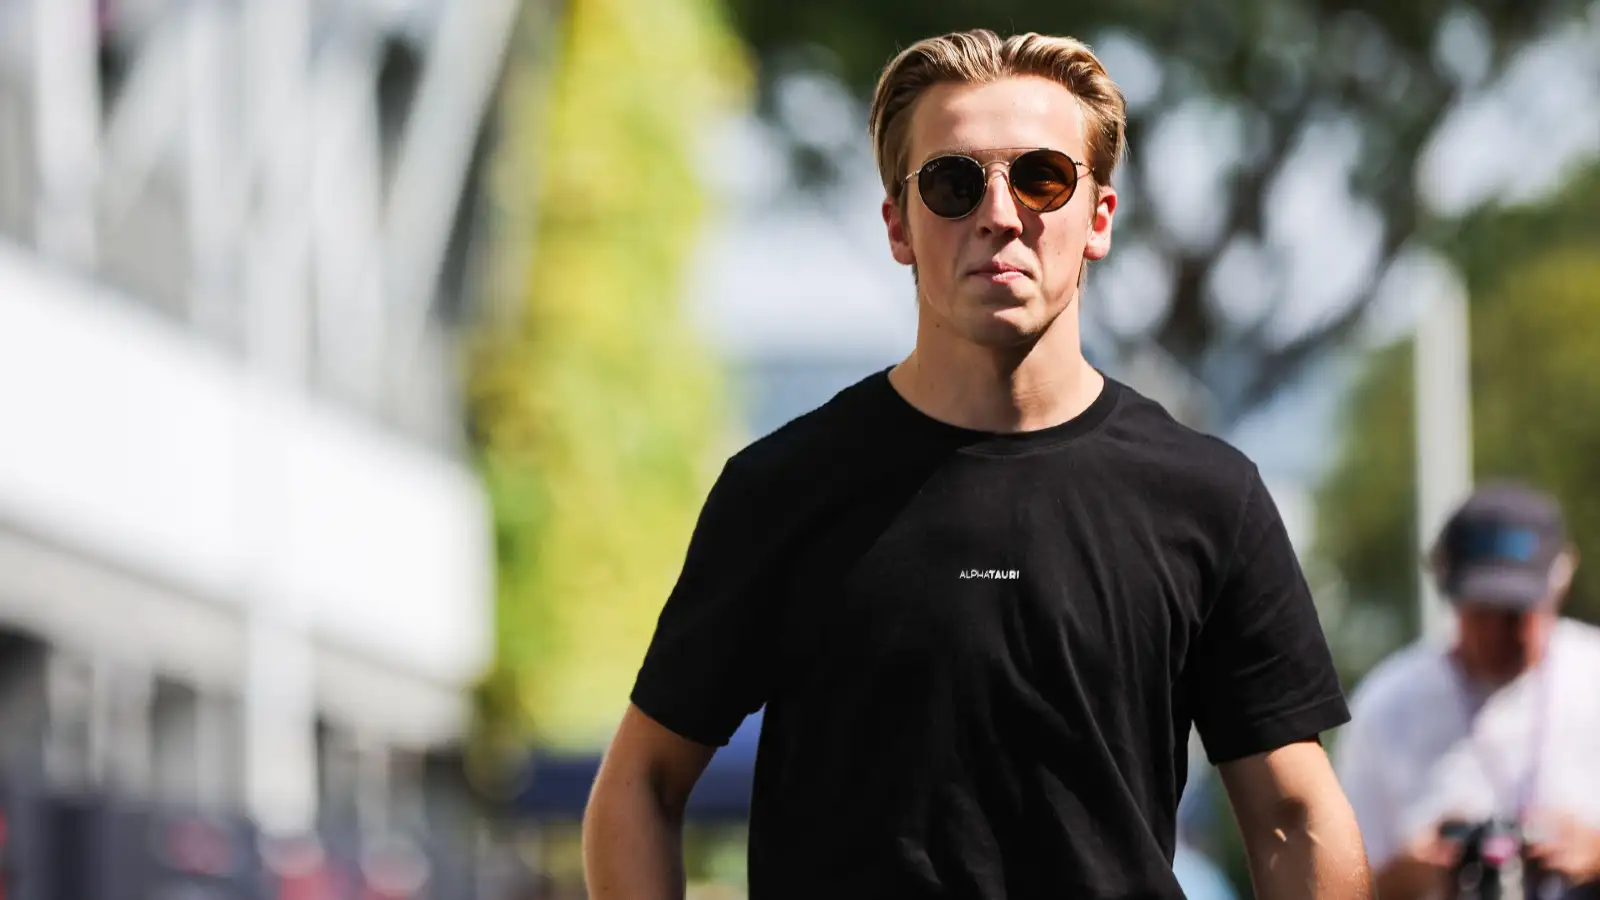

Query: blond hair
[[868, 29, 1127, 208]]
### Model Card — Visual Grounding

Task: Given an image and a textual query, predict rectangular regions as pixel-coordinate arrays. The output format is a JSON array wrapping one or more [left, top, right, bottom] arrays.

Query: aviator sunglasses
[[903, 148, 1090, 220]]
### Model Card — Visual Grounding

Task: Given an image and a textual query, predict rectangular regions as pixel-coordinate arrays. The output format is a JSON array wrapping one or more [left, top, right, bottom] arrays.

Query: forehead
[[906, 75, 1088, 166], [1458, 604, 1540, 624]]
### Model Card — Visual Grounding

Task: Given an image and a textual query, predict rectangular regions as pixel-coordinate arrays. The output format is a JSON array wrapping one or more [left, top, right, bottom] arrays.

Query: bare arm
[[582, 704, 717, 900], [1218, 739, 1373, 900]]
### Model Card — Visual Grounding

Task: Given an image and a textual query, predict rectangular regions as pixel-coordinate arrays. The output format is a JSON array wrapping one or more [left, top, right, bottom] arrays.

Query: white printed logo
[[959, 569, 1020, 580]]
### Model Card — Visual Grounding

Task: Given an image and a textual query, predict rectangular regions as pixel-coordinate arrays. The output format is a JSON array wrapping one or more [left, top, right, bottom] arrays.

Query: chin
[[955, 310, 1044, 349], [979, 289, 1059, 327]]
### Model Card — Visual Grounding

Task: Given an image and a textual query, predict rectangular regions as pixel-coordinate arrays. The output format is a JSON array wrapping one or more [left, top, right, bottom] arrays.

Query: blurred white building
[[0, 0, 515, 844]]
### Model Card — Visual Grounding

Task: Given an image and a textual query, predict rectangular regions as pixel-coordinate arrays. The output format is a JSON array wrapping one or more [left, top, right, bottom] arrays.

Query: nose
[[972, 166, 1023, 237]]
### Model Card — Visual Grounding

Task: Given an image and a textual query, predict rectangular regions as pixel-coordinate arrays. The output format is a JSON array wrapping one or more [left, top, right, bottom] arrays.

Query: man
[[1336, 482, 1600, 899], [584, 28, 1370, 898]]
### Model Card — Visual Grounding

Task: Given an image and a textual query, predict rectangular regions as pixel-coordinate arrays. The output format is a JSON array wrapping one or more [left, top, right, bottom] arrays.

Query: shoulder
[[717, 369, 893, 492], [1553, 618, 1600, 675], [1103, 378, 1259, 477], [1096, 378, 1269, 524], [1555, 616, 1600, 650]]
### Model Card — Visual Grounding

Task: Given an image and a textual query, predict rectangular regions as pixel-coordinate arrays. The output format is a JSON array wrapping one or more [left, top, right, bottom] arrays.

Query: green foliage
[[1315, 167, 1600, 677], [467, 0, 750, 755], [1312, 340, 1421, 638]]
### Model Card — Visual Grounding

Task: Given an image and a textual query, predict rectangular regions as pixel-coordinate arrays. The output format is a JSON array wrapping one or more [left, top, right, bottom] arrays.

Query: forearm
[[582, 770, 689, 900], [1242, 796, 1373, 900]]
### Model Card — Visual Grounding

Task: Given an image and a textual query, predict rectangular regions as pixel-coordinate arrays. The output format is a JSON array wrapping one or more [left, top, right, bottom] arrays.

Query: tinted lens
[[1009, 149, 1077, 212], [916, 155, 986, 218]]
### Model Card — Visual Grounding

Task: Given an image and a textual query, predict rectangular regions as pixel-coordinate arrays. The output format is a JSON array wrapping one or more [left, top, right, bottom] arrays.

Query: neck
[[1451, 642, 1547, 689], [890, 296, 1103, 433]]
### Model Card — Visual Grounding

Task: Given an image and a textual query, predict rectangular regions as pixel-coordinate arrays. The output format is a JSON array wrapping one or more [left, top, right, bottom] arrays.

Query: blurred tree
[[1314, 166, 1600, 676], [1207, 164, 1600, 900], [465, 0, 750, 768], [719, 0, 1592, 427]]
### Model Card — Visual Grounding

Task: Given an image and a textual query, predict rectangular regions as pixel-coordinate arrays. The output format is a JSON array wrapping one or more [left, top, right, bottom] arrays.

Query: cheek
[[1041, 206, 1093, 249], [910, 221, 962, 277], [1037, 224, 1088, 279]]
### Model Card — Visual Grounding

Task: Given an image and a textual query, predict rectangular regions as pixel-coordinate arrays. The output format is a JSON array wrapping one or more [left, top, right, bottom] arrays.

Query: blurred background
[[0, 0, 1597, 896]]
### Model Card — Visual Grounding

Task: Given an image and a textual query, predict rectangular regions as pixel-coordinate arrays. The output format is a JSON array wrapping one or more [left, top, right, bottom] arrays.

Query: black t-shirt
[[631, 370, 1349, 899]]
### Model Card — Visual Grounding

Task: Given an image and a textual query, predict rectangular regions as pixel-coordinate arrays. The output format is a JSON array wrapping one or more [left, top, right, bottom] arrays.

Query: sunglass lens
[[917, 156, 985, 218], [1010, 150, 1077, 212]]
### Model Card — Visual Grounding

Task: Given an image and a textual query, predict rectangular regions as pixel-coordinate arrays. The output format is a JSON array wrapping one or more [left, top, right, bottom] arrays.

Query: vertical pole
[[30, 0, 101, 268], [1414, 282, 1474, 643], [183, 0, 236, 339], [240, 0, 318, 840], [104, 663, 153, 799]]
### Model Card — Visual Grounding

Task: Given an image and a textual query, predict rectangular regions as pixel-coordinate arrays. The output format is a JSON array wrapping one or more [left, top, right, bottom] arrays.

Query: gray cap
[[1433, 482, 1570, 610]]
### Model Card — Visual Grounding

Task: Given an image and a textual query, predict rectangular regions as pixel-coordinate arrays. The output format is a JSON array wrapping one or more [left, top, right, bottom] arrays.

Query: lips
[[970, 260, 1031, 278]]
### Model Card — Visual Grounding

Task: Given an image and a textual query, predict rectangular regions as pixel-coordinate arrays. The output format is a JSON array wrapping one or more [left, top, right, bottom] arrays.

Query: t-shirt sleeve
[[629, 455, 780, 747], [1185, 467, 1351, 764]]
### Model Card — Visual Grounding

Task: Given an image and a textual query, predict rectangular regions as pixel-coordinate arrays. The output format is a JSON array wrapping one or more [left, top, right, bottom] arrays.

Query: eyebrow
[[917, 146, 1047, 164]]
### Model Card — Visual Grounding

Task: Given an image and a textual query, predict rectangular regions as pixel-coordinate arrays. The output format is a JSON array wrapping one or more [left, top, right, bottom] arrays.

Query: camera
[[1440, 818, 1528, 900], [1439, 818, 1572, 900]]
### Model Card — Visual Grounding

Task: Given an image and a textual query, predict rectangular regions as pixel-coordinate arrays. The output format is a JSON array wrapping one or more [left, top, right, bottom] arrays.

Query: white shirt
[[1335, 617, 1600, 869]]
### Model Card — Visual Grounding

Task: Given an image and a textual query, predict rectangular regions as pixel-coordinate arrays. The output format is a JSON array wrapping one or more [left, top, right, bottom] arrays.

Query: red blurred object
[[156, 816, 236, 877], [1481, 833, 1519, 866], [264, 835, 344, 900]]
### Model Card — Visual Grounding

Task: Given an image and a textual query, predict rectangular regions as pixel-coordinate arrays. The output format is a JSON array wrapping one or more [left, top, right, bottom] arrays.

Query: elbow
[[1247, 795, 1316, 859], [1272, 794, 1315, 833], [582, 708, 714, 843], [1241, 791, 1369, 864], [1261, 792, 1364, 856], [1255, 794, 1372, 895], [586, 750, 690, 826], [1221, 743, 1372, 897]]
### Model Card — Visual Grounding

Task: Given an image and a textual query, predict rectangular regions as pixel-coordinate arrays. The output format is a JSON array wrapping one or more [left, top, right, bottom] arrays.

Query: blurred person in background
[[584, 28, 1369, 899], [1336, 482, 1600, 899]]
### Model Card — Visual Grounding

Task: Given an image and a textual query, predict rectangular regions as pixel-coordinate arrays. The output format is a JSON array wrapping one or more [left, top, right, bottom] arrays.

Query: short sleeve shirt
[[631, 371, 1349, 899]]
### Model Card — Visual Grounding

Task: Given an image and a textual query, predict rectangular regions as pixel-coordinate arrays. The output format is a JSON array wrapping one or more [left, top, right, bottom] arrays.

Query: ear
[[883, 197, 917, 267], [1083, 184, 1117, 262], [1551, 546, 1580, 595]]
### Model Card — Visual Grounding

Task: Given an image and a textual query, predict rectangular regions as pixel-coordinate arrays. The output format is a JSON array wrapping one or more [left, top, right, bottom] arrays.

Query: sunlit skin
[[881, 75, 1116, 434]]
